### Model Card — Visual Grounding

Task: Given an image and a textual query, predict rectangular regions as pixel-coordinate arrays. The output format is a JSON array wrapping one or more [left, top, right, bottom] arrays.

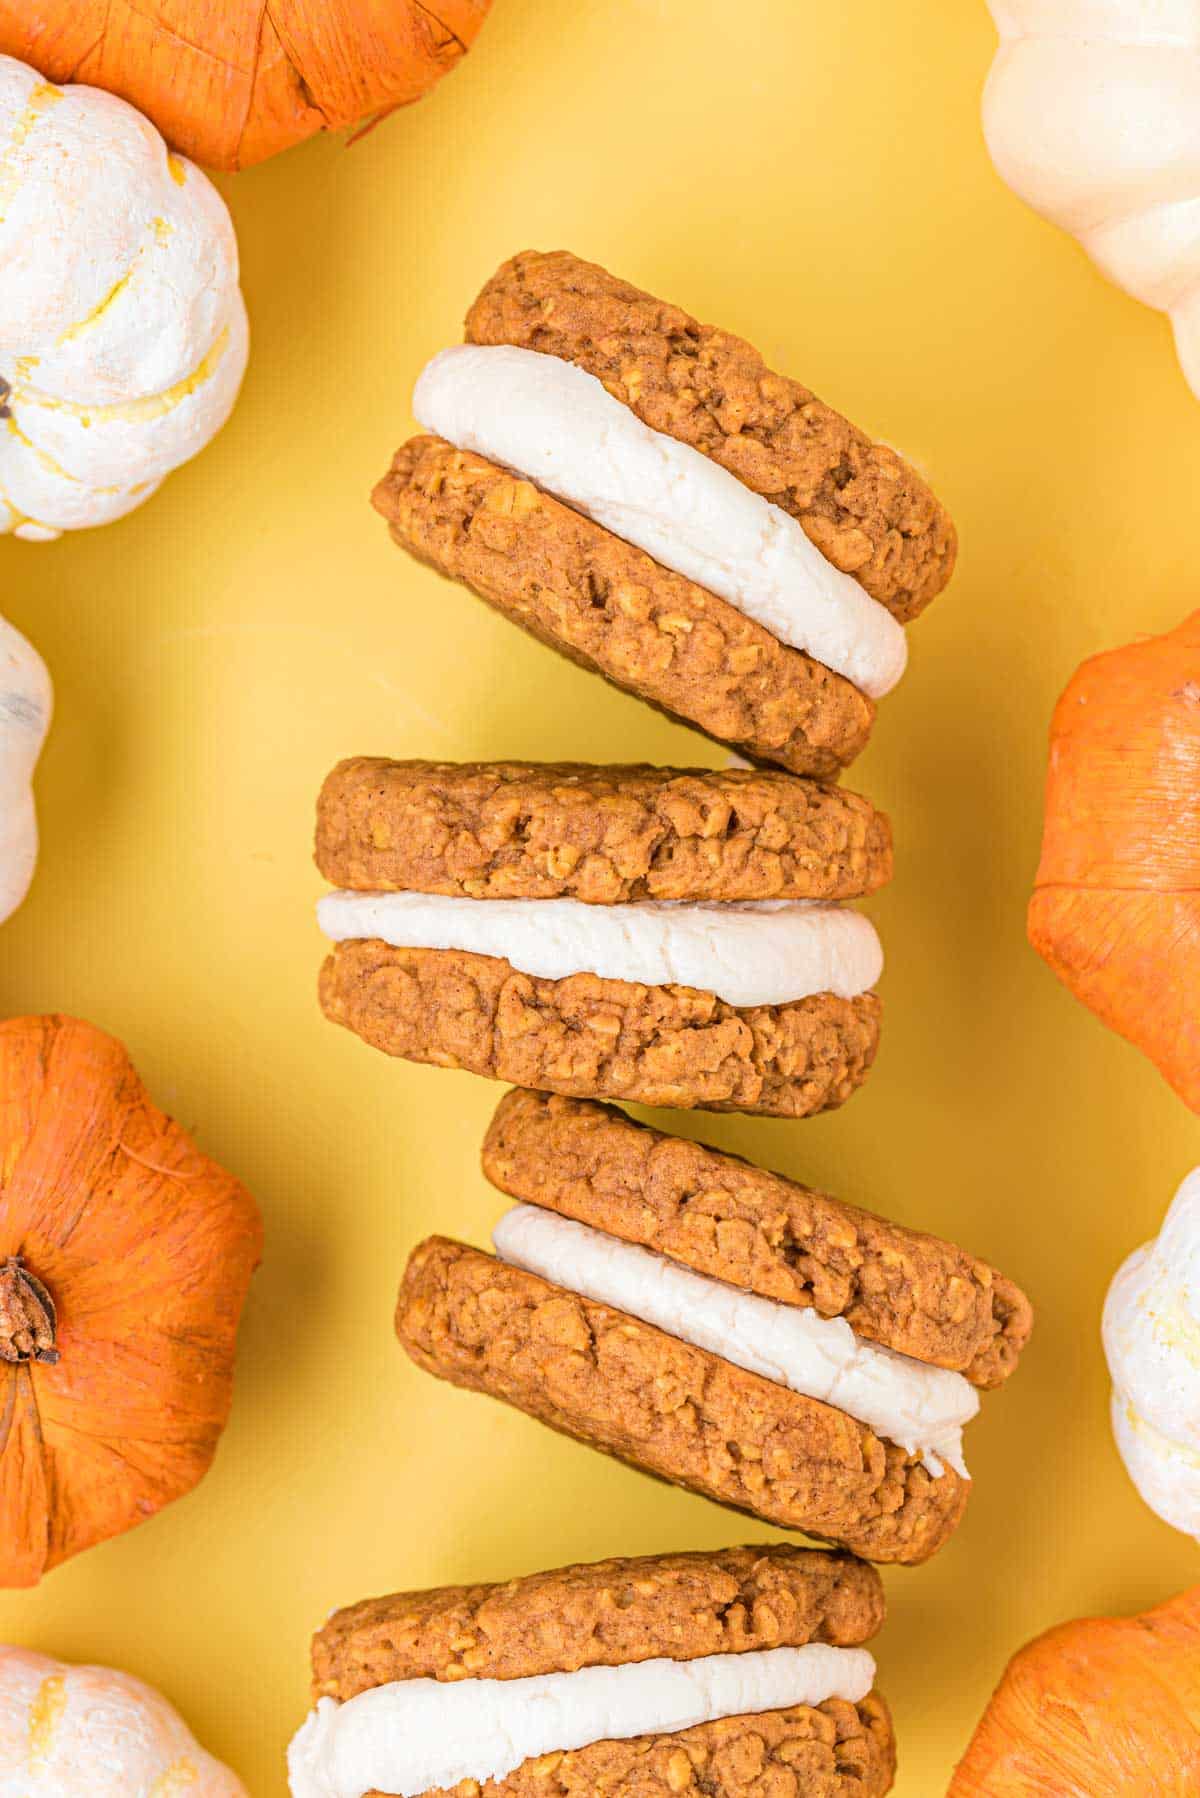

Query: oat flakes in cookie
[[316, 759, 888, 1117], [393, 1091, 1033, 1563], [288, 1544, 895, 1797], [372, 250, 956, 777]]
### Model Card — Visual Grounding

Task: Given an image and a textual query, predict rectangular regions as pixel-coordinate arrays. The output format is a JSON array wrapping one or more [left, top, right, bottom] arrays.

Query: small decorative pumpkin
[[1028, 610, 1200, 1111], [984, 2, 1200, 398], [0, 54, 248, 541], [949, 1586, 1200, 1794], [0, 1015, 262, 1587], [0, 615, 50, 924], [0, 0, 494, 172], [0, 1646, 247, 1794], [1104, 1166, 1200, 1536]]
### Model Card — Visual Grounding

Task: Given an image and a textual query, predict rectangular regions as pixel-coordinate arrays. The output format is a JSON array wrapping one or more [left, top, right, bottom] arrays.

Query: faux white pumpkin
[[0, 1646, 247, 1796], [984, 1, 1200, 397], [0, 54, 248, 541], [0, 614, 49, 922], [1104, 1166, 1200, 1536]]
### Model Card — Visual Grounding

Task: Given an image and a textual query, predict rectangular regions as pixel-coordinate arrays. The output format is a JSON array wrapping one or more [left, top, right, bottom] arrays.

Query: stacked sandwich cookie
[[317, 759, 891, 1117], [288, 1545, 894, 1797], [394, 1092, 1033, 1564], [372, 250, 956, 778]]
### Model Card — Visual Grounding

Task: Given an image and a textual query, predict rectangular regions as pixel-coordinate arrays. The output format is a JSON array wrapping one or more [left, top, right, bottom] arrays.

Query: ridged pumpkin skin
[[0, 1646, 247, 1794], [1028, 611, 1200, 1111], [0, 0, 493, 170], [0, 1015, 262, 1587], [949, 1587, 1200, 1794]]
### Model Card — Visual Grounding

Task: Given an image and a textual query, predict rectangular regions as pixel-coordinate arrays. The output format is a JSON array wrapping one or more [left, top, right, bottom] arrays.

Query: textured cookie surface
[[320, 943, 881, 1117], [373, 438, 874, 779], [409, 1696, 895, 1798], [396, 1239, 969, 1563], [313, 1544, 883, 1701], [466, 249, 955, 623], [317, 759, 893, 904], [484, 1091, 1032, 1388]]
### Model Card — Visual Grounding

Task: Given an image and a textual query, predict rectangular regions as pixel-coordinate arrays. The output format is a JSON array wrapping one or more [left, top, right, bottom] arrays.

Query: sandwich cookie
[[317, 760, 889, 1117], [288, 1544, 895, 1797], [372, 251, 956, 778], [394, 1092, 1034, 1564]]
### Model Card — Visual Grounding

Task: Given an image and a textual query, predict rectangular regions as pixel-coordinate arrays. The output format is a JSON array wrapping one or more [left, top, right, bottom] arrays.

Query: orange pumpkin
[[0, 0, 493, 171], [1029, 610, 1200, 1111], [0, 1014, 262, 1586], [949, 1587, 1200, 1794]]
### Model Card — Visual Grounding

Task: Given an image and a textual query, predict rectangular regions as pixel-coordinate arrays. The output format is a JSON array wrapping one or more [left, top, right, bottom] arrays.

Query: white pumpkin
[[1104, 1166, 1200, 1536], [984, 1, 1200, 397], [0, 1646, 247, 1796], [0, 54, 248, 541], [0, 614, 49, 922]]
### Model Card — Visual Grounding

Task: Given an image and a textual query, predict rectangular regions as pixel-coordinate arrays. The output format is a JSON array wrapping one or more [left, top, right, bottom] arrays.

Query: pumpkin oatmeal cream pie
[[316, 758, 890, 1117], [288, 1544, 895, 1797], [371, 250, 956, 779], [394, 1092, 1033, 1565]]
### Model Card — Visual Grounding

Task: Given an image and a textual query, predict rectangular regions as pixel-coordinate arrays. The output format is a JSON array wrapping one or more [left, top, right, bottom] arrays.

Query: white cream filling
[[287, 1644, 876, 1798], [495, 1205, 977, 1477], [317, 891, 882, 1010], [413, 344, 907, 699]]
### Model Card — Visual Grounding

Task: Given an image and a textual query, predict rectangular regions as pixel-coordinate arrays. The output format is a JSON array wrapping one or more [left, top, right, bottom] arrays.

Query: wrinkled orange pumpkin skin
[[0, 0, 492, 170], [949, 1588, 1200, 1795], [1029, 612, 1200, 1113], [0, 1016, 262, 1586]]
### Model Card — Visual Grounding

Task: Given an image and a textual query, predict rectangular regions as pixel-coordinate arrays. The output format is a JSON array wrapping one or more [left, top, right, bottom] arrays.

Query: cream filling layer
[[413, 344, 908, 699], [287, 1644, 877, 1798], [495, 1205, 977, 1476], [317, 892, 883, 1010]]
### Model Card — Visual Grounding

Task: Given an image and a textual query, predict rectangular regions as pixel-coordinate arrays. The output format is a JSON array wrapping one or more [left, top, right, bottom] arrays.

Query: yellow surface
[[2, 2, 1199, 1791]]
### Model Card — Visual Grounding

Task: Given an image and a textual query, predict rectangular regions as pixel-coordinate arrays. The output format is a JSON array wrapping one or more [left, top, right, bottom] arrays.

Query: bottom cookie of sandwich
[[319, 942, 880, 1117], [291, 1544, 894, 1798], [395, 1239, 968, 1563], [384, 1695, 895, 1796]]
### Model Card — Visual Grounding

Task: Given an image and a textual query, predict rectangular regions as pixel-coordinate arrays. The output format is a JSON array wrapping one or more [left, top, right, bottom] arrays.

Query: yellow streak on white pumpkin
[[149, 1759, 200, 1795], [55, 212, 173, 349], [167, 154, 187, 186], [28, 1674, 67, 1767], [5, 416, 148, 499], [0, 83, 64, 226], [6, 414, 79, 483], [11, 326, 231, 427]]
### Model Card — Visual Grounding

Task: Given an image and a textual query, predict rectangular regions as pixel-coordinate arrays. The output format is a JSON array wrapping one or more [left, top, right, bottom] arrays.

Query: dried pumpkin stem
[[0, 1257, 60, 1365], [0, 374, 10, 421]]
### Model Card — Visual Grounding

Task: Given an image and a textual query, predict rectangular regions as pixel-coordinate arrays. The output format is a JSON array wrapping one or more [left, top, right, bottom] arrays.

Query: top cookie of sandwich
[[316, 759, 892, 904], [466, 250, 955, 623], [311, 1544, 883, 1703]]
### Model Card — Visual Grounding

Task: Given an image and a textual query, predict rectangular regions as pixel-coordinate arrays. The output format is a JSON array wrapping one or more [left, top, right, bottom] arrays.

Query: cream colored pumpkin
[[0, 614, 49, 922], [0, 1647, 247, 1795], [985, 1, 1200, 397], [1104, 1167, 1200, 1536], [0, 54, 248, 541]]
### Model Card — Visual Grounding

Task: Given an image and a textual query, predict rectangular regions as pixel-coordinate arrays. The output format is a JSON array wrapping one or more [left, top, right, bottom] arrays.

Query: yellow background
[[2, 1, 1199, 1790]]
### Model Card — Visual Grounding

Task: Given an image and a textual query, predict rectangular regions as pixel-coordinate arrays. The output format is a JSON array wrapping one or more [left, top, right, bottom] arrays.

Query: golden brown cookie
[[313, 1544, 884, 1700], [466, 249, 955, 622], [413, 1697, 895, 1798], [395, 1238, 970, 1563], [316, 758, 893, 904], [305, 1545, 894, 1798], [372, 437, 875, 779], [319, 942, 881, 1118], [482, 1090, 1033, 1388]]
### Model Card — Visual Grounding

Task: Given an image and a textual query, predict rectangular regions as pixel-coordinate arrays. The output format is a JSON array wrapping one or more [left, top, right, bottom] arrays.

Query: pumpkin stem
[[0, 375, 10, 421], [0, 1258, 60, 1365]]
